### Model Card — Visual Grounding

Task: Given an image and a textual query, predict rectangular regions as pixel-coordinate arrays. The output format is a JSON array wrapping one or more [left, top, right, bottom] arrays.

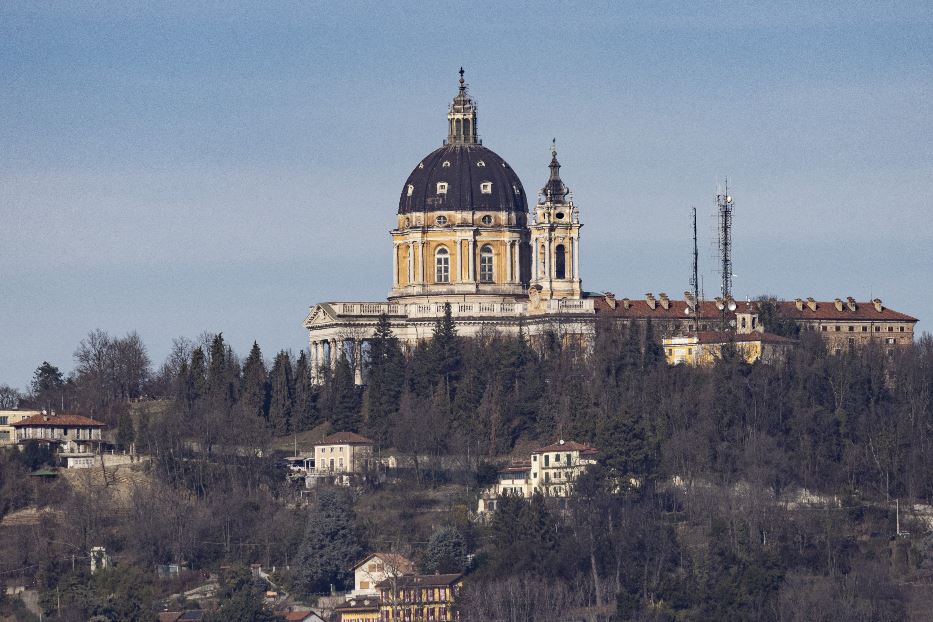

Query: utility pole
[[717, 181, 735, 331], [689, 206, 700, 333]]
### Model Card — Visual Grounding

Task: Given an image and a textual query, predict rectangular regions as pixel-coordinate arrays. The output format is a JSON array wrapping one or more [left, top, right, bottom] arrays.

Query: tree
[[267, 351, 294, 436], [322, 354, 360, 432], [116, 410, 135, 451], [293, 488, 364, 596], [240, 342, 269, 421], [293, 350, 319, 431], [431, 303, 461, 396], [361, 314, 404, 445], [642, 318, 665, 370], [423, 526, 466, 574], [205, 565, 276, 622], [0, 384, 21, 409], [31, 361, 64, 412]]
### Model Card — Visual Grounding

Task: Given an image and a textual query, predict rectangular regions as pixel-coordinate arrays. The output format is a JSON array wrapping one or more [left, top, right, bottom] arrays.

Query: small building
[[477, 440, 598, 514], [663, 331, 796, 366], [334, 597, 380, 622], [0, 410, 40, 446], [377, 573, 462, 622], [350, 553, 415, 598], [310, 432, 375, 485], [11, 411, 106, 468], [276, 610, 326, 622]]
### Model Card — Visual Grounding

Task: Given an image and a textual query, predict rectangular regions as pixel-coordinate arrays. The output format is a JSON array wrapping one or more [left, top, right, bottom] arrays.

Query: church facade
[[304, 72, 917, 381]]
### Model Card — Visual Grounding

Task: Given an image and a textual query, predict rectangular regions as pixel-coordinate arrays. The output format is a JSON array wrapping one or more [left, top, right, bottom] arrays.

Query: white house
[[349, 552, 415, 598], [478, 439, 598, 513], [12, 411, 107, 468], [310, 432, 375, 485]]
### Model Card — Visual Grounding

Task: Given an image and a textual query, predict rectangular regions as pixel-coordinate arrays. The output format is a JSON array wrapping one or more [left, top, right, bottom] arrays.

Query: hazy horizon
[[3, 2, 931, 391]]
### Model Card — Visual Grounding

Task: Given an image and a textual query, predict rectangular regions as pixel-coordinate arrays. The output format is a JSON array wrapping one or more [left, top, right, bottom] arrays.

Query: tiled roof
[[315, 431, 374, 446], [11, 413, 105, 428], [532, 440, 596, 454], [277, 611, 323, 621], [590, 295, 916, 323], [375, 573, 463, 589], [334, 598, 380, 611]]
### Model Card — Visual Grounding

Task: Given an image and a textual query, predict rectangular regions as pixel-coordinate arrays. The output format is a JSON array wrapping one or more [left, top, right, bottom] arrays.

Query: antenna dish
[[726, 195, 732, 204], [728, 300, 737, 311]]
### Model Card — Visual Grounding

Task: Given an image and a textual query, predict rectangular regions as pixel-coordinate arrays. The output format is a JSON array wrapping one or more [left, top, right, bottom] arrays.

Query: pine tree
[[293, 489, 364, 596], [325, 354, 361, 432], [293, 350, 319, 431], [116, 410, 135, 451], [422, 526, 466, 574], [240, 342, 269, 421], [642, 318, 665, 370], [431, 303, 461, 395], [361, 314, 404, 444], [267, 351, 294, 435]]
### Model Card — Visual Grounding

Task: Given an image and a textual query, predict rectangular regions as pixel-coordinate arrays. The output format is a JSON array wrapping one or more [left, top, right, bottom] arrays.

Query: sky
[[2, 1, 931, 391]]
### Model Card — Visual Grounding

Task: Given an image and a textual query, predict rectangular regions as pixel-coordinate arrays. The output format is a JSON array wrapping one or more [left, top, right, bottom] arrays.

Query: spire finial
[[458, 67, 465, 91], [551, 137, 557, 158]]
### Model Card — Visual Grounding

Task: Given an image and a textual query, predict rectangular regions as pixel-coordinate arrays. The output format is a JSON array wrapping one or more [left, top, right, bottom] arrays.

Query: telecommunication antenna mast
[[689, 207, 700, 333], [717, 181, 734, 301]]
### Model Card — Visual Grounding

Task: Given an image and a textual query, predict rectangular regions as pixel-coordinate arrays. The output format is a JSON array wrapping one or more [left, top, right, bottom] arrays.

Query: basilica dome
[[397, 69, 527, 216], [398, 143, 527, 215]]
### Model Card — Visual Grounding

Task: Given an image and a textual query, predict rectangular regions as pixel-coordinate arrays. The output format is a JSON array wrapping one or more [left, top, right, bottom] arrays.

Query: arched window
[[435, 247, 450, 283], [455, 118, 462, 140], [479, 245, 494, 283], [555, 244, 566, 279]]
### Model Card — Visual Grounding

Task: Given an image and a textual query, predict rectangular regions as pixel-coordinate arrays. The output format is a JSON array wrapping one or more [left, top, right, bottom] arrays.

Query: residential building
[[0, 410, 40, 446], [276, 610, 326, 622], [663, 331, 796, 366], [311, 432, 375, 484], [350, 553, 415, 598], [477, 440, 598, 514], [11, 411, 106, 468], [302, 72, 917, 385], [377, 573, 462, 622], [335, 597, 380, 622]]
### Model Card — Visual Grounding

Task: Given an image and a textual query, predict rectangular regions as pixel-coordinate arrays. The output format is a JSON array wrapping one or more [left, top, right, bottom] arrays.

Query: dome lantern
[[447, 68, 478, 146]]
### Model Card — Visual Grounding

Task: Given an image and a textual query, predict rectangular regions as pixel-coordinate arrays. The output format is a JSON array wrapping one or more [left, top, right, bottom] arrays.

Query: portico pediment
[[304, 304, 338, 328]]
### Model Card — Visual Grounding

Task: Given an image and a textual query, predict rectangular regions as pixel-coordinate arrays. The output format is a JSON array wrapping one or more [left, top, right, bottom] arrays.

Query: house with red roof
[[11, 411, 107, 468], [309, 431, 375, 486]]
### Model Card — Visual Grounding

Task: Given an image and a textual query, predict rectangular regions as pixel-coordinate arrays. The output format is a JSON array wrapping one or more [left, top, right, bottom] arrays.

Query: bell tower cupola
[[447, 68, 479, 145], [530, 140, 583, 301]]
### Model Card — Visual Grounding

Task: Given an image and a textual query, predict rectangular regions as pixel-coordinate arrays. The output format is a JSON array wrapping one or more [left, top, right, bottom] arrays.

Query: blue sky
[[2, 2, 931, 390]]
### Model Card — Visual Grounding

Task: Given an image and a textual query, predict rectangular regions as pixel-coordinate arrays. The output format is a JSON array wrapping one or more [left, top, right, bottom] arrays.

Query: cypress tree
[[431, 303, 461, 396], [240, 342, 269, 421], [325, 354, 361, 432], [267, 351, 294, 435], [188, 347, 207, 404], [642, 318, 666, 370]]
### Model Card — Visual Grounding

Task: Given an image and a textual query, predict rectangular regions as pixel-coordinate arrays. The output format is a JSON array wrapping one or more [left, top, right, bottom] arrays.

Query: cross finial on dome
[[551, 138, 557, 159], [459, 67, 465, 91]]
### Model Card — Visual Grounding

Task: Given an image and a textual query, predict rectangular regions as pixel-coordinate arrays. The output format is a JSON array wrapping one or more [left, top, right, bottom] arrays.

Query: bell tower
[[530, 140, 582, 300], [447, 67, 478, 145]]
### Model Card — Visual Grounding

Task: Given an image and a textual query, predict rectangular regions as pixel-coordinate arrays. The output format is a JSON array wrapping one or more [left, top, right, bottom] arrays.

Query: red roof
[[375, 573, 463, 589], [591, 295, 916, 323], [315, 431, 374, 446], [533, 440, 596, 454], [11, 413, 105, 428], [350, 552, 415, 574]]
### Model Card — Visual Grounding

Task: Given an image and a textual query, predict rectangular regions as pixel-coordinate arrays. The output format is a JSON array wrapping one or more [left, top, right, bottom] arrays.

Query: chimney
[[873, 298, 883, 313], [794, 298, 803, 311], [846, 296, 857, 312], [806, 297, 817, 311], [684, 291, 696, 310], [621, 297, 631, 309], [714, 297, 725, 311], [659, 292, 670, 310], [834, 298, 843, 312], [645, 293, 656, 310], [603, 292, 616, 309]]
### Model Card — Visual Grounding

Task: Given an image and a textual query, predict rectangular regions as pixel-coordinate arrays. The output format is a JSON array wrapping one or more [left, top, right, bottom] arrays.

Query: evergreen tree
[[116, 410, 135, 451], [431, 303, 461, 395], [642, 318, 665, 370], [422, 526, 466, 574], [188, 347, 207, 402], [240, 342, 269, 421], [267, 350, 294, 435], [361, 314, 404, 444], [31, 361, 64, 412], [293, 488, 364, 596], [324, 354, 361, 432], [293, 350, 319, 431]]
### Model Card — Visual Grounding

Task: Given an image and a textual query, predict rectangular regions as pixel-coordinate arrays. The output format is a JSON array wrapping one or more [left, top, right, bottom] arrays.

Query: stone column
[[392, 243, 399, 287], [573, 233, 580, 280], [407, 241, 414, 284], [329, 339, 338, 369], [468, 238, 475, 282], [456, 239, 462, 283], [514, 240, 521, 283], [506, 240, 512, 283], [354, 339, 363, 385], [418, 240, 425, 283]]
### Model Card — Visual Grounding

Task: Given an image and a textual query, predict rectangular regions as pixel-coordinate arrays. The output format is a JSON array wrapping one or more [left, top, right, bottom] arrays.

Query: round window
[[435, 215, 448, 226], [404, 217, 411, 227], [556, 212, 565, 220], [481, 215, 492, 225]]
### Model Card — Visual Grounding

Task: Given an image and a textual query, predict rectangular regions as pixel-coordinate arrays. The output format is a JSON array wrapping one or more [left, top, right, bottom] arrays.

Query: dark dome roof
[[398, 144, 528, 215]]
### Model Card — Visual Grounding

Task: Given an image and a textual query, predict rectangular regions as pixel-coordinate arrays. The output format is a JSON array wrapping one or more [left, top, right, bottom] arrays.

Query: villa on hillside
[[11, 411, 107, 468]]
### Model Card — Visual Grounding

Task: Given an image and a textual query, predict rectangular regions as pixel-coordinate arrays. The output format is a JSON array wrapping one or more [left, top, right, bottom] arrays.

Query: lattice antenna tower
[[717, 180, 734, 301]]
